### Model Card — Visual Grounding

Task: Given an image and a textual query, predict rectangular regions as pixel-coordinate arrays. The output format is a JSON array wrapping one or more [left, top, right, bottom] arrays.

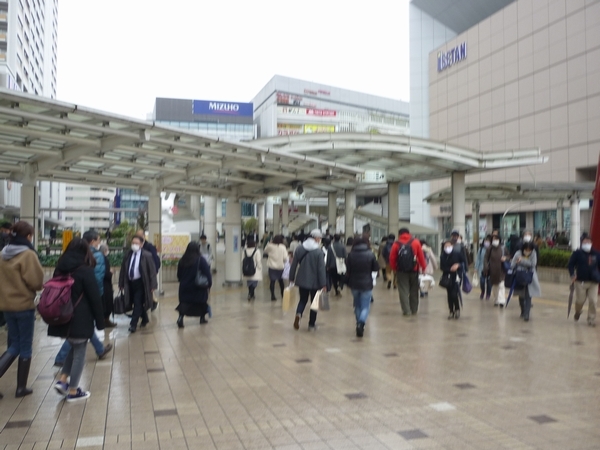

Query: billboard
[[192, 100, 253, 117], [278, 106, 337, 117], [277, 123, 303, 136], [304, 124, 335, 134]]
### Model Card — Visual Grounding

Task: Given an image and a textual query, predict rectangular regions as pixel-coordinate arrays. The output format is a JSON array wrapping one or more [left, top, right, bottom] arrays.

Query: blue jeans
[[351, 289, 372, 325], [4, 309, 35, 359], [62, 339, 87, 389], [55, 332, 104, 364]]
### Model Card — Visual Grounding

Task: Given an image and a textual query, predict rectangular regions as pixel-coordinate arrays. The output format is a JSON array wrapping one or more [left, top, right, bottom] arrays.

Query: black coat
[[119, 249, 158, 312], [568, 248, 600, 282], [440, 249, 465, 286], [346, 244, 379, 291], [48, 251, 105, 339], [102, 254, 113, 317], [177, 256, 212, 317], [143, 240, 161, 273]]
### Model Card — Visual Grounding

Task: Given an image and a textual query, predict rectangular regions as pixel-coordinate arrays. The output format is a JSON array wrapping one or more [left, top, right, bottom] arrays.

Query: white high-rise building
[[0, 0, 58, 96]]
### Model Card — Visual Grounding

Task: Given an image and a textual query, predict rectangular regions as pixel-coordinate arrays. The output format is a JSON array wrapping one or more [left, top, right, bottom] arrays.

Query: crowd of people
[[0, 219, 598, 405]]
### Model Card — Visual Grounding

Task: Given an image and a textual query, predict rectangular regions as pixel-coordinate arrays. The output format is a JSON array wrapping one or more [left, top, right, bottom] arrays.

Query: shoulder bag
[[195, 258, 210, 288]]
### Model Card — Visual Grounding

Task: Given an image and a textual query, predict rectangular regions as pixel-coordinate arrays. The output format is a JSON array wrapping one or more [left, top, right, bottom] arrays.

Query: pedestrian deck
[[0, 268, 597, 450]]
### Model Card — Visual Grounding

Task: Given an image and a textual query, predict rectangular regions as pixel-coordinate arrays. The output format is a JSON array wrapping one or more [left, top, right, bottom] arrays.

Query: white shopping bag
[[310, 290, 322, 311]]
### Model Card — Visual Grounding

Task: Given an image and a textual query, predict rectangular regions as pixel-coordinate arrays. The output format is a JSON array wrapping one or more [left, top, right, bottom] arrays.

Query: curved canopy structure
[[424, 182, 595, 204], [254, 133, 548, 192], [0, 89, 363, 199]]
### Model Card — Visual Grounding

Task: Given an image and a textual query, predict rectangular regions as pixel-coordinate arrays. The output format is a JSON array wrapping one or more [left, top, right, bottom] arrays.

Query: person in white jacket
[[264, 235, 288, 301], [242, 238, 263, 301], [420, 240, 438, 297]]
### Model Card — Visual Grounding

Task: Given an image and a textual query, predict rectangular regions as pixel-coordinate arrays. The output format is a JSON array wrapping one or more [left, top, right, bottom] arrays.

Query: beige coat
[[242, 247, 263, 281], [0, 249, 44, 312], [264, 243, 288, 270], [422, 245, 438, 275]]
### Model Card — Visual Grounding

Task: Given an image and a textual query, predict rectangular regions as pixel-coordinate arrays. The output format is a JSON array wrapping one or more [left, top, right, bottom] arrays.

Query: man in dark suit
[[136, 230, 160, 311]]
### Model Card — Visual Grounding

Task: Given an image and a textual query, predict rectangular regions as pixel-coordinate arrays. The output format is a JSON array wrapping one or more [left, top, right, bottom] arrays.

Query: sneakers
[[574, 311, 581, 322], [66, 388, 91, 403], [454, 309, 460, 319], [54, 381, 69, 396], [293, 314, 300, 330], [448, 312, 455, 320], [356, 323, 364, 337], [97, 343, 113, 360], [177, 316, 184, 328]]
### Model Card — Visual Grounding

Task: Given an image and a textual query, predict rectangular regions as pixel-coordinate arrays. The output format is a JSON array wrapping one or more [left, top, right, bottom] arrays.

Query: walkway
[[0, 265, 597, 450]]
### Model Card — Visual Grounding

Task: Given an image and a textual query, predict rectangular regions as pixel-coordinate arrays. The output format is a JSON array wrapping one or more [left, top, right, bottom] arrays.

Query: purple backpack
[[38, 274, 82, 325]]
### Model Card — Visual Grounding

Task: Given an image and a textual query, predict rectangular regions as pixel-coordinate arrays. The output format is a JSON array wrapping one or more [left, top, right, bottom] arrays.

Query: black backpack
[[242, 248, 258, 276], [396, 239, 415, 272], [382, 240, 393, 263]]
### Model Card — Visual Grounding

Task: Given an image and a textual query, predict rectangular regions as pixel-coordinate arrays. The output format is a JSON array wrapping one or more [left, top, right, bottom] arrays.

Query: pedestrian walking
[[264, 235, 288, 301], [420, 240, 438, 297], [51, 238, 105, 402], [289, 229, 327, 331], [0, 221, 44, 398], [440, 240, 465, 319], [475, 235, 492, 300], [484, 234, 509, 307], [567, 234, 600, 327], [331, 234, 347, 295], [511, 242, 541, 322], [242, 238, 262, 301], [346, 237, 379, 337], [176, 242, 212, 327], [119, 236, 158, 333], [389, 228, 427, 315]]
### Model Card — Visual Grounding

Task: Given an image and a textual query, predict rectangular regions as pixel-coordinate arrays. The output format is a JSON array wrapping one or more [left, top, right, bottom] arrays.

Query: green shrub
[[538, 248, 571, 268], [39, 255, 60, 267]]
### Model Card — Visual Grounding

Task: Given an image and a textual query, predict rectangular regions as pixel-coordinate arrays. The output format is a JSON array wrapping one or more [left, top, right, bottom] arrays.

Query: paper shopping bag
[[282, 287, 294, 312], [310, 290, 322, 311]]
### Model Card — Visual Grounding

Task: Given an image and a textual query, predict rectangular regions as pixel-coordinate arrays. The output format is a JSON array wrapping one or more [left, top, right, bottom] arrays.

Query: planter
[[536, 266, 571, 284]]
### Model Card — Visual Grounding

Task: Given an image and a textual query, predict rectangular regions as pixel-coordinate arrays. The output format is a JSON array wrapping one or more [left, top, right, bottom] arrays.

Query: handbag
[[472, 271, 480, 288], [439, 272, 453, 289], [113, 290, 129, 315], [331, 245, 346, 275], [195, 258, 210, 288], [310, 290, 322, 311], [515, 269, 533, 286], [462, 273, 472, 294], [504, 268, 516, 288]]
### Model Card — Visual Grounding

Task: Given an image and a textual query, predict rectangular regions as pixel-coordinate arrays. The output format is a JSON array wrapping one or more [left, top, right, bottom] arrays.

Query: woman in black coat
[[176, 242, 212, 328], [345, 238, 379, 337], [49, 238, 105, 402], [440, 240, 465, 320]]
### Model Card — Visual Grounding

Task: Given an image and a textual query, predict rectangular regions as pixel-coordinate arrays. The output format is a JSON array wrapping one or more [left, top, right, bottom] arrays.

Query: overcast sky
[[56, 0, 410, 120]]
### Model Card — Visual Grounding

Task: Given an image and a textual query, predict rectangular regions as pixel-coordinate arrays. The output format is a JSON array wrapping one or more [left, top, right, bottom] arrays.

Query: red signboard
[[306, 108, 336, 117]]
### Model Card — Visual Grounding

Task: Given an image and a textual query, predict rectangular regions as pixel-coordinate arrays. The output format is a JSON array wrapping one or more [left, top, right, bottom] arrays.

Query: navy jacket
[[568, 248, 600, 282], [346, 244, 379, 291]]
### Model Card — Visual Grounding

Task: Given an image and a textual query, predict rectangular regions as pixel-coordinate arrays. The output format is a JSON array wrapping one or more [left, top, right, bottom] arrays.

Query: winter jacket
[[118, 249, 158, 312], [475, 246, 488, 274], [511, 250, 541, 297], [484, 245, 509, 285], [289, 238, 327, 290], [48, 251, 105, 339], [178, 256, 212, 305], [90, 245, 105, 296], [242, 247, 263, 282], [265, 243, 288, 270], [376, 239, 388, 269], [346, 243, 379, 291], [332, 241, 347, 260], [0, 242, 44, 312], [143, 240, 161, 273], [440, 249, 464, 288], [422, 244, 438, 275], [389, 233, 427, 273], [568, 248, 600, 282]]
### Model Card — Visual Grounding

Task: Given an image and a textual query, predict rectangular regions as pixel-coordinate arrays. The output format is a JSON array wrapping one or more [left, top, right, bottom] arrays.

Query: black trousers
[[330, 270, 343, 292], [129, 278, 148, 328], [296, 287, 318, 326], [446, 283, 461, 313]]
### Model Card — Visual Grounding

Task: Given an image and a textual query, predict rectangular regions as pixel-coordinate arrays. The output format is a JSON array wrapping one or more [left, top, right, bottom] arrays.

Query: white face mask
[[582, 243, 592, 252], [456, 239, 462, 244], [523, 235, 532, 243], [444, 246, 453, 254], [131, 244, 140, 252], [492, 240, 500, 247], [483, 241, 490, 248]]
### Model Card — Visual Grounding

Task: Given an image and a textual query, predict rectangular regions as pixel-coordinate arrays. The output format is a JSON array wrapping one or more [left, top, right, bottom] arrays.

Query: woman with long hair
[[176, 242, 212, 327], [264, 235, 288, 301], [0, 221, 44, 399], [243, 238, 263, 301], [51, 238, 105, 402]]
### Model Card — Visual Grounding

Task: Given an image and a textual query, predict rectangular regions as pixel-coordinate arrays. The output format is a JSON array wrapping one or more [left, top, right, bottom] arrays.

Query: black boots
[[15, 358, 32, 398], [356, 322, 365, 337], [0, 352, 19, 399], [177, 315, 184, 328]]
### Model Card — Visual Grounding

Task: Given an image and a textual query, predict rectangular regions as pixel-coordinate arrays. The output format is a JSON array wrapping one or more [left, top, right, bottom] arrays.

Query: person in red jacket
[[389, 228, 427, 315]]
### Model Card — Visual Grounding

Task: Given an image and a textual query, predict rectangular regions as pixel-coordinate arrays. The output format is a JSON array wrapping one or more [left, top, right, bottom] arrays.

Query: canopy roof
[[254, 134, 548, 193], [353, 209, 439, 235], [0, 89, 363, 199], [424, 182, 595, 204]]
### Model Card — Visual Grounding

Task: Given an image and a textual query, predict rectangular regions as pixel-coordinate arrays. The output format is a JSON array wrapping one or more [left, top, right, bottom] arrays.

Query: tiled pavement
[[0, 267, 598, 450]]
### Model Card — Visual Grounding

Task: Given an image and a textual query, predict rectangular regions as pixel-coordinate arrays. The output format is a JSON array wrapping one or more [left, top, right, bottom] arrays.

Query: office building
[[410, 0, 599, 239]]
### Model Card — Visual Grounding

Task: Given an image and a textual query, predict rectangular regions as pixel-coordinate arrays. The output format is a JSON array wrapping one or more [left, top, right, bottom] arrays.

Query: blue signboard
[[437, 42, 467, 72], [192, 100, 253, 117]]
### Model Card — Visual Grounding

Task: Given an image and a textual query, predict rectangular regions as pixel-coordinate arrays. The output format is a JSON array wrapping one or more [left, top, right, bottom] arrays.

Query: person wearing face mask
[[0, 221, 44, 399], [440, 240, 465, 319], [484, 234, 509, 307], [517, 230, 539, 269], [119, 236, 158, 333], [450, 230, 469, 271], [511, 242, 541, 321], [475, 235, 493, 300], [567, 234, 600, 327]]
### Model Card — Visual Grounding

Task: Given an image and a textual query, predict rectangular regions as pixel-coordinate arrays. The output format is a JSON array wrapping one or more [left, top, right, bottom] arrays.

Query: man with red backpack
[[389, 228, 427, 316]]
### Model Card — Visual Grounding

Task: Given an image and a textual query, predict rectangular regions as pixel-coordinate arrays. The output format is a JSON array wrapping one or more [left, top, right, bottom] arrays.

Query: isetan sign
[[437, 42, 467, 72]]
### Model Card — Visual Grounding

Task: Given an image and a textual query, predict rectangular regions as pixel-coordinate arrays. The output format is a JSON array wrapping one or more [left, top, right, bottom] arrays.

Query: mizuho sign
[[437, 42, 467, 72]]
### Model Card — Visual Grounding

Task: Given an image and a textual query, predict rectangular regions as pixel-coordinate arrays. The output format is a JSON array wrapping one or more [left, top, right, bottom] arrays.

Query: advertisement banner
[[192, 100, 253, 117], [278, 106, 305, 115], [277, 123, 303, 136], [304, 124, 335, 134], [161, 233, 191, 260], [277, 93, 303, 106], [306, 108, 336, 117]]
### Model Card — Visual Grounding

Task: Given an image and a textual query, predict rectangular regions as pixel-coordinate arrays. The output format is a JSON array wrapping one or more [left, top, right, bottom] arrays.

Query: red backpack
[[37, 274, 82, 325]]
